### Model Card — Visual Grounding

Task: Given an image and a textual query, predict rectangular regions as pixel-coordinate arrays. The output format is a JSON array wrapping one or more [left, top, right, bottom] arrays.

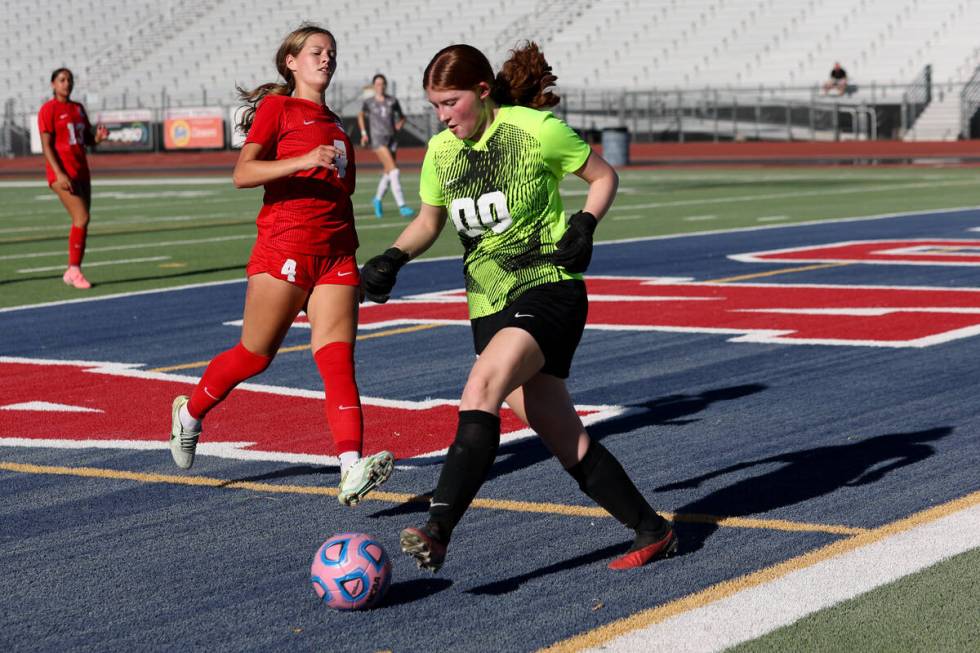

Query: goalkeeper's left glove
[[551, 211, 597, 273]]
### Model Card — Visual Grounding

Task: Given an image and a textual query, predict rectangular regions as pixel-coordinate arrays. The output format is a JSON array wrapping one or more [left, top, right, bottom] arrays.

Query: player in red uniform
[[167, 24, 394, 506], [38, 68, 108, 289]]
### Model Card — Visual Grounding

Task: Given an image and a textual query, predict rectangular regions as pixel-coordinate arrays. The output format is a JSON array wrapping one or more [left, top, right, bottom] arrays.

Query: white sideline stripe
[[0, 178, 233, 188], [1, 401, 102, 413], [683, 215, 717, 221], [0, 278, 247, 313], [595, 205, 980, 248], [0, 214, 235, 234], [0, 234, 254, 261], [0, 438, 342, 466], [3, 206, 980, 314], [614, 179, 978, 211], [610, 214, 646, 221], [18, 256, 170, 273], [756, 215, 789, 222], [0, 174, 963, 190], [585, 502, 980, 653]]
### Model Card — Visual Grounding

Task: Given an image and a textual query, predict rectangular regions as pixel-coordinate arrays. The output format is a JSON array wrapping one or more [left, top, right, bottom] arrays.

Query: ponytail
[[423, 41, 559, 110], [491, 42, 559, 109], [236, 81, 292, 135]]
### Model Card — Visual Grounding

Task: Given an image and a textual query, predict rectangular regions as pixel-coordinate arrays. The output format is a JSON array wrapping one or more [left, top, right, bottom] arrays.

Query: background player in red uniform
[[167, 24, 393, 506], [38, 68, 108, 289]]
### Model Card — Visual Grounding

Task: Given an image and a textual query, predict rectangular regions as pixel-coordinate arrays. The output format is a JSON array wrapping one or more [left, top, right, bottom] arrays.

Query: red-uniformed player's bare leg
[[52, 180, 92, 288], [191, 272, 307, 418], [169, 274, 306, 470]]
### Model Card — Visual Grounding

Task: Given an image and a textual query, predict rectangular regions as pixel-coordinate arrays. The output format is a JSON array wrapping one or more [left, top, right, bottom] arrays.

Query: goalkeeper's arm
[[360, 203, 448, 303], [552, 152, 619, 273]]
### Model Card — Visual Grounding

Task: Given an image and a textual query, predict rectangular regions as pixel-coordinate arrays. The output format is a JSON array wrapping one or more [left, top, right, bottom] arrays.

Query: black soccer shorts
[[470, 280, 587, 379]]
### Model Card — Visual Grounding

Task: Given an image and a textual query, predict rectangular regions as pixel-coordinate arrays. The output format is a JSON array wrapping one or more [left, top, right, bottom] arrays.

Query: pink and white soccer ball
[[311, 533, 392, 610]]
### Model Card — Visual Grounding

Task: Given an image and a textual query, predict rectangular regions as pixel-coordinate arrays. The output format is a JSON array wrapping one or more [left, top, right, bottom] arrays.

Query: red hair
[[423, 42, 559, 109]]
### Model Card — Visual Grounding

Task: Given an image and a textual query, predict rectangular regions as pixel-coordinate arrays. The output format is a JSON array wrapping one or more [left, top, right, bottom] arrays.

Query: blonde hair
[[236, 24, 336, 134]]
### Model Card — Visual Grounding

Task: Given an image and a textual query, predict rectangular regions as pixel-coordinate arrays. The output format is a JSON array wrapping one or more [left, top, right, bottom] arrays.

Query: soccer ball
[[310, 533, 392, 610]]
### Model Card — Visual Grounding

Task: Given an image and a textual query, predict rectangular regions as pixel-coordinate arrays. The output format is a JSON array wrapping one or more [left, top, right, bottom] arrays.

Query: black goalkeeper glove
[[551, 211, 597, 273], [360, 247, 409, 303]]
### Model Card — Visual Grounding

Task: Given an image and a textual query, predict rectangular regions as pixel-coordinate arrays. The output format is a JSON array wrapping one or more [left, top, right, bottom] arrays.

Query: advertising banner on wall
[[95, 109, 155, 152], [163, 107, 225, 150]]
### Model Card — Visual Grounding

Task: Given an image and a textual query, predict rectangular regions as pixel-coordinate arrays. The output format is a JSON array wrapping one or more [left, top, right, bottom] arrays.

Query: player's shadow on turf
[[660, 426, 953, 554], [218, 464, 337, 486], [383, 578, 453, 606], [367, 383, 767, 520], [489, 383, 768, 481], [466, 542, 628, 596]]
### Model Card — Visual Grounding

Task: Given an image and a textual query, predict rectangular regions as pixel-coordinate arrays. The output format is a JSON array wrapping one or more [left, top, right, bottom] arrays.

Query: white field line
[[18, 256, 170, 273], [2, 206, 979, 313], [583, 501, 980, 653], [613, 172, 971, 183], [614, 179, 978, 211], [756, 215, 789, 222], [0, 178, 235, 188], [0, 195, 253, 216], [0, 213, 395, 235], [0, 234, 254, 261], [0, 214, 238, 234], [683, 215, 717, 221], [595, 205, 980, 248], [0, 173, 968, 189]]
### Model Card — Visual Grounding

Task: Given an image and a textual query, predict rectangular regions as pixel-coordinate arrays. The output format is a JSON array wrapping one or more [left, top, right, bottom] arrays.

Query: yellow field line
[[707, 262, 854, 284], [540, 487, 980, 652], [149, 323, 444, 372], [0, 461, 863, 536]]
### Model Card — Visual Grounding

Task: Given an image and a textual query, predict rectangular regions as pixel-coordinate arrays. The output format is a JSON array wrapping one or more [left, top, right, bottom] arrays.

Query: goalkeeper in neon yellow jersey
[[361, 42, 676, 572]]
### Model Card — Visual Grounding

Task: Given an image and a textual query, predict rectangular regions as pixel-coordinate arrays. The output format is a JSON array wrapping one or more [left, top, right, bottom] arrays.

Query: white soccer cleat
[[169, 395, 200, 470], [338, 451, 394, 506]]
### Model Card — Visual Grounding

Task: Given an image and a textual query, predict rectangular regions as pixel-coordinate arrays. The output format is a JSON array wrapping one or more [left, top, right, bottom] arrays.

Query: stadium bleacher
[[2, 0, 979, 140]]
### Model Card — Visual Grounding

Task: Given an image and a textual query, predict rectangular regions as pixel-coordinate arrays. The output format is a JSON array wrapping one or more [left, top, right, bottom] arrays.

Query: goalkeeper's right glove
[[360, 247, 409, 303]]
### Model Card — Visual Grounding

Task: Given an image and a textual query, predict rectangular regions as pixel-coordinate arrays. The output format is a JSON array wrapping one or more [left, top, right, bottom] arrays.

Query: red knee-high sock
[[314, 341, 363, 455], [68, 225, 87, 266], [188, 342, 271, 420]]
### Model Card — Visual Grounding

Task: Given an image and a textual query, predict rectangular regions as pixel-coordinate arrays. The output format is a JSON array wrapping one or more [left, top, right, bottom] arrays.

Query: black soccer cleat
[[399, 525, 448, 572]]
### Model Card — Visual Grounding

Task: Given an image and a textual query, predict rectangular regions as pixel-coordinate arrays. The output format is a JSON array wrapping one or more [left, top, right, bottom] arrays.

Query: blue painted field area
[[3, 208, 980, 652]]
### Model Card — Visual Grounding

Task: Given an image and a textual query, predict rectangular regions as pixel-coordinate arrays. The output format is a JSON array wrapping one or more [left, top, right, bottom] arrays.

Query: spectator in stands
[[360, 42, 676, 573], [822, 62, 849, 95], [167, 24, 393, 507], [358, 74, 414, 218], [38, 68, 109, 289]]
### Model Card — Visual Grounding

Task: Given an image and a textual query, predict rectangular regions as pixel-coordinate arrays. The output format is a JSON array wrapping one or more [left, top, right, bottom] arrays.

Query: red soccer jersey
[[244, 94, 358, 256], [37, 98, 92, 184]]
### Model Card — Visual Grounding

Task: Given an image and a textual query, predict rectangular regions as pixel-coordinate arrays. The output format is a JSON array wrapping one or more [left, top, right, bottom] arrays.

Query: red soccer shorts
[[246, 241, 360, 290]]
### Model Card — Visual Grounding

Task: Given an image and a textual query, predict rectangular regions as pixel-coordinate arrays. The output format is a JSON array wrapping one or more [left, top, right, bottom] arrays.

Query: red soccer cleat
[[608, 526, 678, 570]]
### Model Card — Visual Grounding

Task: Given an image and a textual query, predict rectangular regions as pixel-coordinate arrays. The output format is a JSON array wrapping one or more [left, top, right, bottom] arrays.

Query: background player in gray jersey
[[357, 74, 415, 218]]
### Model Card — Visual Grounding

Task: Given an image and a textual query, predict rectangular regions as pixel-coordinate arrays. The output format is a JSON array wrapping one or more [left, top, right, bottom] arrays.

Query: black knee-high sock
[[567, 441, 669, 536], [427, 410, 501, 542]]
